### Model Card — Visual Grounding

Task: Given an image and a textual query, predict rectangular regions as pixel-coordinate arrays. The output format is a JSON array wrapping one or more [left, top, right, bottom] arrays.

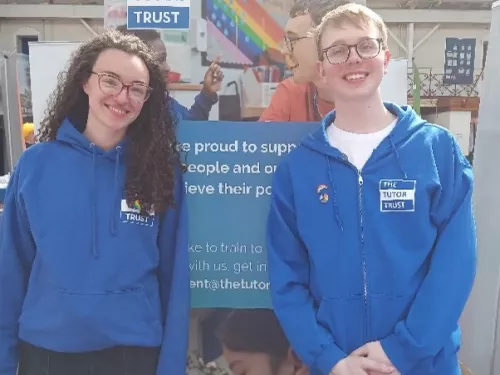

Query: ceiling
[[368, 0, 494, 10], [0, 0, 494, 10]]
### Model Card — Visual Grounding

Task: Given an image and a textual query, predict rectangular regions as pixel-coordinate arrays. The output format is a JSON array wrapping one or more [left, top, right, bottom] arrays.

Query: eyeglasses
[[322, 38, 383, 65], [283, 35, 309, 52], [91, 72, 153, 103]]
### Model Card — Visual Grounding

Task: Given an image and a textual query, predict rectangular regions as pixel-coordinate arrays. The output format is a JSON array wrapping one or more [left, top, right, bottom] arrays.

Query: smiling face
[[317, 21, 390, 103], [281, 14, 319, 84], [83, 48, 150, 136]]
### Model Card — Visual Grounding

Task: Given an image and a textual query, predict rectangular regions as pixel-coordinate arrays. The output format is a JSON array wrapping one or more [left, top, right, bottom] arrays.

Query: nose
[[347, 46, 362, 64], [115, 87, 129, 103]]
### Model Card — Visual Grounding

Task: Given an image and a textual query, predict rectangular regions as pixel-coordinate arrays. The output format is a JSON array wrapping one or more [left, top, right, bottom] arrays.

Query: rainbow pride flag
[[204, 0, 284, 65]]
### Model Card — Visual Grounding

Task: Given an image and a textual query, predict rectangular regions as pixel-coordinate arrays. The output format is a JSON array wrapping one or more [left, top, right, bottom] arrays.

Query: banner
[[443, 37, 476, 85], [126, 0, 190, 30], [179, 120, 317, 308]]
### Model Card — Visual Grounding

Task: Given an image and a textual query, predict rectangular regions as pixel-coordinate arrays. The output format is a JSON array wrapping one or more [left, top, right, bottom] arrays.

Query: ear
[[82, 80, 90, 95], [317, 60, 326, 79], [383, 49, 391, 74]]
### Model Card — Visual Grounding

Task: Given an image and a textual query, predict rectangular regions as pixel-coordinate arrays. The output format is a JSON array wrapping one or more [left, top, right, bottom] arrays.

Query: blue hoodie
[[0, 119, 190, 375], [267, 103, 476, 375], [169, 91, 218, 123]]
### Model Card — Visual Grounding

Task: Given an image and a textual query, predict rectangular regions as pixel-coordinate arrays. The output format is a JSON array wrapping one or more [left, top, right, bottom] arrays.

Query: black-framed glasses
[[284, 35, 309, 52], [322, 38, 384, 65], [91, 72, 153, 103]]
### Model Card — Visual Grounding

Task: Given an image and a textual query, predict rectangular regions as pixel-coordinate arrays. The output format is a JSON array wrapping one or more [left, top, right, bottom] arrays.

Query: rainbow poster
[[202, 0, 285, 67]]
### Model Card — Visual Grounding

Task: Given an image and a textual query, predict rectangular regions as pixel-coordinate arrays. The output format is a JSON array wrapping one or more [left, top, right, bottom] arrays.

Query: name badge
[[120, 199, 155, 227], [379, 179, 416, 212]]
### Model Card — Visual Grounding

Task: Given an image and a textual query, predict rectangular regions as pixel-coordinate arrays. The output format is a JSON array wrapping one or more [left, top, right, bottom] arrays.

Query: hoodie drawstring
[[90, 144, 122, 259], [326, 157, 344, 232], [109, 146, 121, 236], [389, 136, 408, 178], [324, 138, 408, 234], [90, 143, 98, 259]]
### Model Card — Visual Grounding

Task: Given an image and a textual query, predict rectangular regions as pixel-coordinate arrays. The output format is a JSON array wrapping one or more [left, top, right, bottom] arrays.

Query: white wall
[[0, 18, 104, 51], [386, 23, 488, 72]]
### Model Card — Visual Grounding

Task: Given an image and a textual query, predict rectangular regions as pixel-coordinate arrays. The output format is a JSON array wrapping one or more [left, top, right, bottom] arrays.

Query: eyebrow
[[98, 70, 147, 85], [285, 30, 300, 37], [326, 36, 372, 47]]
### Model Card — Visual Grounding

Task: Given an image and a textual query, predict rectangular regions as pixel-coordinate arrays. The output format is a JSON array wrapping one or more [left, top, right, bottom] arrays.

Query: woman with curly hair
[[0, 29, 189, 375]]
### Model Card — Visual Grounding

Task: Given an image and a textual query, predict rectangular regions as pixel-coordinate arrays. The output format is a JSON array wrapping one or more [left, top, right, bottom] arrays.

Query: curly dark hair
[[37, 28, 178, 215]]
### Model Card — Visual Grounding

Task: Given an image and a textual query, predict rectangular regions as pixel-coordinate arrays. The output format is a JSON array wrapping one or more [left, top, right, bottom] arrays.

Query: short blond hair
[[312, 3, 388, 58]]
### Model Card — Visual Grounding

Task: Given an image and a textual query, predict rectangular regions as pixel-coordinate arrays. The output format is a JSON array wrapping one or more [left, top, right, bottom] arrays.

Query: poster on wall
[[179, 120, 316, 308], [17, 54, 33, 123], [180, 121, 315, 371], [104, 0, 189, 42], [443, 37, 476, 85], [201, 0, 291, 70]]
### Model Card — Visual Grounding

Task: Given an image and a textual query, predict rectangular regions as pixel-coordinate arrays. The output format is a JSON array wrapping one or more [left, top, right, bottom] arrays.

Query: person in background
[[260, 0, 345, 122], [0, 29, 189, 375], [218, 309, 309, 375], [116, 25, 223, 122], [267, 3, 476, 375], [22, 122, 35, 148]]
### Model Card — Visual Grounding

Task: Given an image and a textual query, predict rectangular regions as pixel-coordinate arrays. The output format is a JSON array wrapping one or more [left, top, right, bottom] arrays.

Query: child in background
[[267, 4, 476, 375]]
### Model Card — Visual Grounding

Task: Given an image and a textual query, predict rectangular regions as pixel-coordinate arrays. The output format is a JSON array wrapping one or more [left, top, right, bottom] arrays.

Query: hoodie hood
[[56, 118, 128, 257], [299, 102, 427, 231], [302, 102, 427, 159]]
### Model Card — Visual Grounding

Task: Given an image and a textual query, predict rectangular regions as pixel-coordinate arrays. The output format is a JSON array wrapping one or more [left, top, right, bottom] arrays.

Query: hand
[[329, 355, 394, 375], [352, 342, 401, 375], [202, 56, 223, 94]]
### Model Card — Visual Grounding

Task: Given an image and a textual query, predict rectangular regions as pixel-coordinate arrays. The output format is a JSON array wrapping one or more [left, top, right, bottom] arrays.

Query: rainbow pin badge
[[317, 184, 329, 203], [317, 184, 328, 193], [133, 199, 142, 211]]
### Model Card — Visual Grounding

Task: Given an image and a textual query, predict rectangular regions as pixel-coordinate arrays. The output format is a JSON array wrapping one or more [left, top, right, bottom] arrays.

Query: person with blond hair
[[267, 3, 476, 375]]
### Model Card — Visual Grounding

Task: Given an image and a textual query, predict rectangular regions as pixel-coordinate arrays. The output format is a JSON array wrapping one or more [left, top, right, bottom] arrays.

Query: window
[[17, 35, 39, 56]]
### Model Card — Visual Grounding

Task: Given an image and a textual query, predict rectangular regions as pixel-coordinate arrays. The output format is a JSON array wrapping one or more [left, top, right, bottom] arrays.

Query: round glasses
[[283, 35, 309, 52], [91, 72, 153, 103], [322, 38, 383, 65]]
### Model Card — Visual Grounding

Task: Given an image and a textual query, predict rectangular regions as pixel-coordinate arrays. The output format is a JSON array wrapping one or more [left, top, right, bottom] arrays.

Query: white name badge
[[120, 199, 155, 227], [379, 179, 416, 212]]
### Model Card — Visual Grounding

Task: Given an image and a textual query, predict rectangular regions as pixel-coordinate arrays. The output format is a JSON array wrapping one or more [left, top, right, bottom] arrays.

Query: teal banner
[[178, 121, 318, 308]]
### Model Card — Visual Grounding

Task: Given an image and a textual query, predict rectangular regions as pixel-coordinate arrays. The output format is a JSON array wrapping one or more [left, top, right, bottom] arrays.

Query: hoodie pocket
[[316, 296, 365, 354], [368, 294, 412, 341], [19, 285, 162, 349]]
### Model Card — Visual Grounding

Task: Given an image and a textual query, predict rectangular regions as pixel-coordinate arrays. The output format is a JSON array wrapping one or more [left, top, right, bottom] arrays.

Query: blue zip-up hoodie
[[267, 103, 476, 375], [0, 119, 190, 375], [169, 90, 218, 123]]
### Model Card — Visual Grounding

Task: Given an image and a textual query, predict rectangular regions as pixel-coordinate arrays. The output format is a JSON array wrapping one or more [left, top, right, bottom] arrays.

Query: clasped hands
[[330, 341, 401, 375]]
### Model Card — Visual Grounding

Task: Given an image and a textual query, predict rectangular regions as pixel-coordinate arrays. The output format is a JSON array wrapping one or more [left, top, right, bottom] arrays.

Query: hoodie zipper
[[358, 170, 368, 342], [338, 155, 368, 342]]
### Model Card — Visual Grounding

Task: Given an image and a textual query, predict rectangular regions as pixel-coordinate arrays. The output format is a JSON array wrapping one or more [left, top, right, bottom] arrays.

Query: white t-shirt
[[327, 120, 397, 171]]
